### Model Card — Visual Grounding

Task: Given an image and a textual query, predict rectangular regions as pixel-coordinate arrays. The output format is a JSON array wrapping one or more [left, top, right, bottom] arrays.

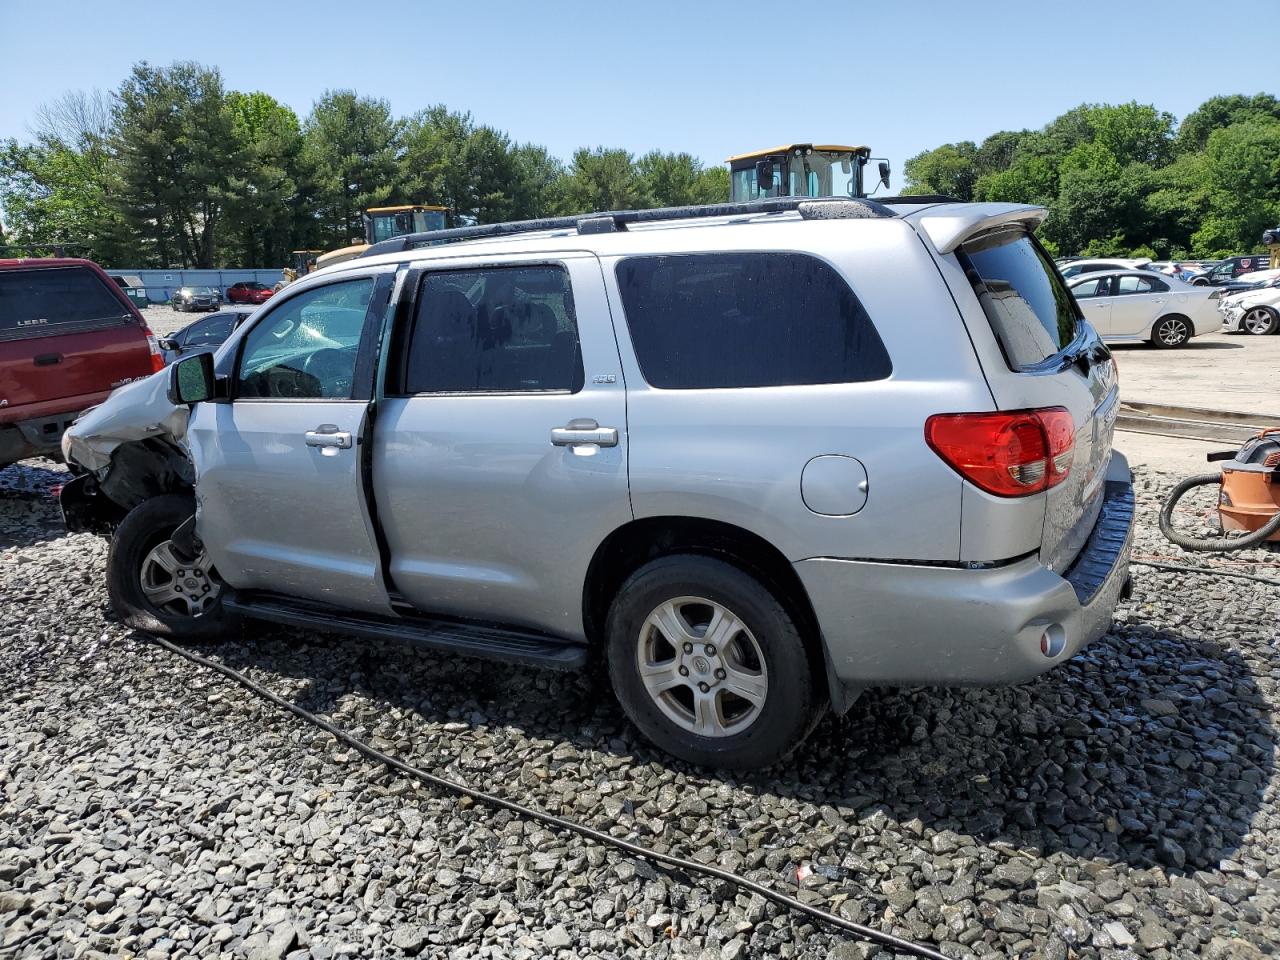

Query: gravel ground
[[0, 460, 1277, 959]]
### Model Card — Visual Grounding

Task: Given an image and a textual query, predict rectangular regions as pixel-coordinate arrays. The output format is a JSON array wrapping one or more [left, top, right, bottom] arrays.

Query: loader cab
[[727, 144, 890, 202], [363, 205, 448, 246]]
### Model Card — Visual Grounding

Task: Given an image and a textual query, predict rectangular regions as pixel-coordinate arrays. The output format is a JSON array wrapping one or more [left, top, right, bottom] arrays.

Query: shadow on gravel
[[0, 460, 69, 548], [196, 588, 1273, 879]]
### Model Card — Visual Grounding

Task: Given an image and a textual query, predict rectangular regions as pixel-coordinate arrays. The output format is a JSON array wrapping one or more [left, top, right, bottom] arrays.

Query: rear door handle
[[551, 418, 618, 447], [305, 425, 352, 449]]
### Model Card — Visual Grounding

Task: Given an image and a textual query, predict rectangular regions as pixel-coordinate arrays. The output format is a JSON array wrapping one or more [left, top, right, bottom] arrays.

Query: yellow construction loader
[[726, 144, 890, 202], [300, 204, 448, 274]]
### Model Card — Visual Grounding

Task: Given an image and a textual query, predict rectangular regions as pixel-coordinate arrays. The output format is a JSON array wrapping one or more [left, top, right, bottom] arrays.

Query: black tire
[[107, 494, 238, 641], [1151, 315, 1192, 348], [605, 554, 824, 769], [1242, 306, 1279, 336], [1190, 277, 1209, 286]]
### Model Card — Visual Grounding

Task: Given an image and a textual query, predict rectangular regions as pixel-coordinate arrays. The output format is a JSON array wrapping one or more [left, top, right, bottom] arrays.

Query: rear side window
[[615, 253, 891, 389], [403, 265, 583, 394], [0, 266, 131, 341], [960, 231, 1079, 370]]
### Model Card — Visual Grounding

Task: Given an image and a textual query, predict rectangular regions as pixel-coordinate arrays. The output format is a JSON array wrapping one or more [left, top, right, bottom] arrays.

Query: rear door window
[[0, 266, 132, 341], [614, 252, 891, 389], [960, 231, 1080, 370], [1116, 275, 1166, 294], [1070, 277, 1109, 299], [402, 265, 583, 394]]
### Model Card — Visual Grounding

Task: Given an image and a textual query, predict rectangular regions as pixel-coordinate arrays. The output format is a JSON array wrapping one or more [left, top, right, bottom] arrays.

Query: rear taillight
[[143, 327, 165, 373], [925, 407, 1075, 497]]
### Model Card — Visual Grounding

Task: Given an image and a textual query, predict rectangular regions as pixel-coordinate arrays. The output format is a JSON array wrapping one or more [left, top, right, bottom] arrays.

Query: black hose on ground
[[1158, 472, 1280, 552], [147, 636, 952, 960]]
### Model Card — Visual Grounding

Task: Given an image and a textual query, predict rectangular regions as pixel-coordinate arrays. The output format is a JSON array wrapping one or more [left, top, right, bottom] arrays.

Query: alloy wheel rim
[[636, 596, 768, 738], [1244, 309, 1272, 334], [140, 538, 222, 618], [1158, 319, 1186, 345]]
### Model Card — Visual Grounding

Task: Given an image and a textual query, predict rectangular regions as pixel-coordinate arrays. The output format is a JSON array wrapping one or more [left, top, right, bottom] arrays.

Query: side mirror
[[878, 160, 892, 190], [157, 336, 180, 352], [755, 159, 775, 193], [168, 352, 215, 405]]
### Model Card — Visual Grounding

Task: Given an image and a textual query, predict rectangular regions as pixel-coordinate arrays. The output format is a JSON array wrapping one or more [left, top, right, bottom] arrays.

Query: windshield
[[370, 212, 413, 244], [787, 151, 859, 198], [961, 230, 1081, 369], [731, 150, 861, 201]]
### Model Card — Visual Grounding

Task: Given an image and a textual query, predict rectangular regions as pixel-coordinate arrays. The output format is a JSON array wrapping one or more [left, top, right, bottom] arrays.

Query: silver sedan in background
[[1067, 269, 1219, 347]]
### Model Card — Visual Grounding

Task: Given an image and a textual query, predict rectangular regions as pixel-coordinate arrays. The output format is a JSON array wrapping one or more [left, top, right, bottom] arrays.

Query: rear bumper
[[0, 408, 95, 465], [799, 451, 1134, 687]]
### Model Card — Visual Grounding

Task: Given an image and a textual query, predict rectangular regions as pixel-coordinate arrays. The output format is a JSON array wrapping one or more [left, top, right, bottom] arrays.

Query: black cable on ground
[[1130, 558, 1280, 588], [148, 635, 951, 960]]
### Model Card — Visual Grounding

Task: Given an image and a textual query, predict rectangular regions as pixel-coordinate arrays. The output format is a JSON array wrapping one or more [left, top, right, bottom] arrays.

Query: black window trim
[[958, 227, 1087, 376], [386, 259, 585, 399], [229, 271, 392, 403], [612, 248, 894, 391]]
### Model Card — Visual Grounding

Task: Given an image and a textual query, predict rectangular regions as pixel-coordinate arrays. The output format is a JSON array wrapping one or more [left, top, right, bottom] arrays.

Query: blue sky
[[0, 0, 1272, 172]]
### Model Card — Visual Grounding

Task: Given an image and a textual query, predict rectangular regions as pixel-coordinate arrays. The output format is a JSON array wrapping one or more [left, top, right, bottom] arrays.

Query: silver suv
[[62, 197, 1134, 769]]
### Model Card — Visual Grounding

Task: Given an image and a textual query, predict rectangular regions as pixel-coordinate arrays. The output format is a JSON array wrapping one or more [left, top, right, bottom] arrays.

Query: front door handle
[[305, 425, 352, 449], [551, 418, 618, 447]]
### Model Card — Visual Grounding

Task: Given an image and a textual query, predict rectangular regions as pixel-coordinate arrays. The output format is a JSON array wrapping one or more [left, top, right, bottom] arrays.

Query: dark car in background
[[0, 258, 163, 470], [172, 285, 221, 312], [226, 281, 273, 305], [157, 308, 253, 364], [1196, 255, 1272, 286]]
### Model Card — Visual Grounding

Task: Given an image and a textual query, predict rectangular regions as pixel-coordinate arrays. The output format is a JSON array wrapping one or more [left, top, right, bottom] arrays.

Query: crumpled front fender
[[61, 372, 189, 472]]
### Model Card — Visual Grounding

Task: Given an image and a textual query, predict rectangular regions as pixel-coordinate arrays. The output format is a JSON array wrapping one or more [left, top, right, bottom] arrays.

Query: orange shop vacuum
[[1160, 429, 1280, 551]]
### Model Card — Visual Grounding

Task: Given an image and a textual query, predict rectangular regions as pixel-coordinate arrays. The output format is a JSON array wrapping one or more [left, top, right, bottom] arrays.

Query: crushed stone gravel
[[0, 458, 1277, 959]]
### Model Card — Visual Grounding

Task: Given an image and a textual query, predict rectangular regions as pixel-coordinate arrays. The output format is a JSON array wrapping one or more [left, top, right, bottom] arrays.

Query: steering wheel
[[301, 348, 353, 397]]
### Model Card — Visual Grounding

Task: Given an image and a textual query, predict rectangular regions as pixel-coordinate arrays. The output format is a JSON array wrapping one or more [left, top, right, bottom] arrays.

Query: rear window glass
[[0, 266, 130, 339], [615, 253, 891, 389], [961, 231, 1079, 369]]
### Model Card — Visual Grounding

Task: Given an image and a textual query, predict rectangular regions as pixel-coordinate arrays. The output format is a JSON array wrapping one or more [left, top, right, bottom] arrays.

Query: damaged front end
[[60, 374, 194, 536]]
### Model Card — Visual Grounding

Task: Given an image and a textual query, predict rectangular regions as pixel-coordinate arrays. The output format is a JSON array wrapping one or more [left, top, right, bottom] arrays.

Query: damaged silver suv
[[62, 197, 1134, 769]]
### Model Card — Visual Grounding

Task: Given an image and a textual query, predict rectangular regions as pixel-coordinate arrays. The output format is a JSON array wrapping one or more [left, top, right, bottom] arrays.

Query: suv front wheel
[[107, 494, 238, 641], [606, 555, 823, 769]]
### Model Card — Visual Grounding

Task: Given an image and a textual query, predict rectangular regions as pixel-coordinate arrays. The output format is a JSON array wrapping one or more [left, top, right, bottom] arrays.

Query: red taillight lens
[[925, 407, 1075, 497], [144, 327, 165, 373]]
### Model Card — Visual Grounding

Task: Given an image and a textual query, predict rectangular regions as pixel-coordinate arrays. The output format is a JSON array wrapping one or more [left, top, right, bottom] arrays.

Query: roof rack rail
[[877, 195, 962, 204], [361, 196, 894, 258]]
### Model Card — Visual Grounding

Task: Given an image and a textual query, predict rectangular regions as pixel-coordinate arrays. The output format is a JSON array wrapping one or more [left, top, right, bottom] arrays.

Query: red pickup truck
[[1, 258, 163, 470]]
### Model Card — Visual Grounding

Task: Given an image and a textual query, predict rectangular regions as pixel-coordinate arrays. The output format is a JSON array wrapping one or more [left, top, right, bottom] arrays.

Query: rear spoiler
[[909, 203, 1048, 254]]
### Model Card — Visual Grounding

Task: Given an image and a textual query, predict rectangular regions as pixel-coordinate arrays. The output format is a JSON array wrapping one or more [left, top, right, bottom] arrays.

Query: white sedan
[[1067, 269, 1219, 347]]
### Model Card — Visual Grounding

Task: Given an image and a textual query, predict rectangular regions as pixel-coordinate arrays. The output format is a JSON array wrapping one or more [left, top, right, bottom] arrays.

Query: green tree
[[1190, 118, 1280, 256], [112, 61, 239, 267], [1176, 93, 1280, 154], [303, 91, 401, 246], [508, 143, 565, 219], [636, 151, 725, 206], [0, 90, 127, 262], [902, 141, 977, 199], [222, 91, 305, 267], [559, 148, 649, 213]]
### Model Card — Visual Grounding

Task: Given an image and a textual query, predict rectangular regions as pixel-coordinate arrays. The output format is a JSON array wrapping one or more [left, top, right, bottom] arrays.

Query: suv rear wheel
[[606, 555, 823, 768], [107, 494, 238, 641]]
